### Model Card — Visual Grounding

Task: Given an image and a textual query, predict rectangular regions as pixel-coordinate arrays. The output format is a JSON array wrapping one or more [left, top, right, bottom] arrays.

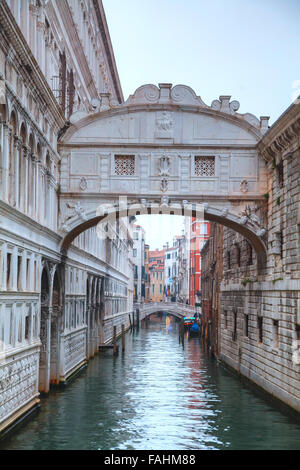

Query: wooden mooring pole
[[113, 325, 118, 356], [121, 324, 125, 352], [129, 313, 132, 330]]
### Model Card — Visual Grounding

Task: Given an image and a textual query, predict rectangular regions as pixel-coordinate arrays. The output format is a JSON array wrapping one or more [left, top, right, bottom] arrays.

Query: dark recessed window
[[258, 316, 263, 343]]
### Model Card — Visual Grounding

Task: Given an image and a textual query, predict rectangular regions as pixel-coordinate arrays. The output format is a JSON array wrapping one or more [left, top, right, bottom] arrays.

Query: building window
[[200, 224, 208, 235], [6, 253, 12, 289], [247, 242, 253, 266], [277, 160, 284, 188], [195, 156, 215, 177], [258, 316, 263, 343], [244, 314, 249, 337], [133, 232, 139, 240], [236, 245, 241, 267], [115, 155, 135, 175], [152, 284, 155, 294], [133, 249, 137, 257], [226, 250, 231, 270], [273, 320, 279, 348], [25, 313, 30, 341], [17, 255, 22, 290], [160, 284, 162, 293], [232, 310, 237, 341]]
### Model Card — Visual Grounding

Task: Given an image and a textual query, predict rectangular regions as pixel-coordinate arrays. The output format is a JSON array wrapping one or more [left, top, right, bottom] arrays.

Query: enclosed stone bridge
[[58, 83, 271, 270], [134, 301, 196, 321]]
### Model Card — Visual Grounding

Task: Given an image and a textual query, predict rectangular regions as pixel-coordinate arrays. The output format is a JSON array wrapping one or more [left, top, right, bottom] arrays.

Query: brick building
[[201, 223, 223, 356], [149, 249, 165, 302]]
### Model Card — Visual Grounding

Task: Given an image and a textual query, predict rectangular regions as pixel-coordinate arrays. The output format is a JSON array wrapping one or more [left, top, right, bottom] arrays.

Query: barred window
[[195, 156, 215, 176], [115, 155, 135, 175]]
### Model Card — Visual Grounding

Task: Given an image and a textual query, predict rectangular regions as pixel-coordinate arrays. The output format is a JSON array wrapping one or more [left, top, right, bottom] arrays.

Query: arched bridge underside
[[135, 302, 196, 321], [60, 203, 267, 269], [58, 83, 270, 270]]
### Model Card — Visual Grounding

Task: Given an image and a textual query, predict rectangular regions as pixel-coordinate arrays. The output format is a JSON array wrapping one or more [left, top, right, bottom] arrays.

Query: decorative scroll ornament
[[211, 96, 240, 115]]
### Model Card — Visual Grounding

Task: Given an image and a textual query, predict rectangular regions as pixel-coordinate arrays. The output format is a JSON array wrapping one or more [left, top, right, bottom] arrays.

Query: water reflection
[[1, 314, 300, 450]]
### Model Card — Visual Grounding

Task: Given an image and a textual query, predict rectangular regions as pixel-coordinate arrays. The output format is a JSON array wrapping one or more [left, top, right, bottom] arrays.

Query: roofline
[[258, 99, 300, 149], [93, 0, 124, 104]]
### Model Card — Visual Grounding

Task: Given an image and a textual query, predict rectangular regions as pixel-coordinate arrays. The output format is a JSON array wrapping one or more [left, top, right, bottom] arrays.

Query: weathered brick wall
[[218, 104, 300, 412], [201, 223, 223, 356]]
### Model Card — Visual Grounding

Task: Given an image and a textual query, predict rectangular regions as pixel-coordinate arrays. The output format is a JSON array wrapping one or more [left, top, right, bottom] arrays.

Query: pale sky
[[103, 0, 299, 248], [135, 215, 185, 250], [103, 0, 300, 123]]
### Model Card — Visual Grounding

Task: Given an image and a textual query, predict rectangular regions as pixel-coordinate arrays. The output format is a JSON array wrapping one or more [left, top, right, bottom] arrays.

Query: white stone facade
[[132, 224, 146, 302], [0, 0, 131, 434]]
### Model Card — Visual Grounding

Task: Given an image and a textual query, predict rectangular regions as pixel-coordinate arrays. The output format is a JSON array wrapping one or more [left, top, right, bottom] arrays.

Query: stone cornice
[[61, 101, 264, 144], [92, 0, 123, 104], [0, 200, 62, 244], [258, 102, 300, 161], [0, 0, 66, 128]]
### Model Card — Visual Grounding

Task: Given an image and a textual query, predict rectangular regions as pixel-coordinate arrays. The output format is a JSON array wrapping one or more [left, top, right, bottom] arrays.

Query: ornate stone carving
[[61, 201, 88, 230], [171, 85, 207, 107], [160, 178, 169, 192], [156, 111, 173, 131], [161, 195, 169, 206], [158, 154, 170, 176], [79, 177, 87, 191], [240, 179, 249, 193], [0, 352, 39, 422], [239, 205, 266, 236], [211, 96, 240, 115]]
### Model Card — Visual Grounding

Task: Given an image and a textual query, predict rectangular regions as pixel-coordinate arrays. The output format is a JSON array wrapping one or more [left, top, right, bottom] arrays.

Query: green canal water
[[1, 317, 300, 450]]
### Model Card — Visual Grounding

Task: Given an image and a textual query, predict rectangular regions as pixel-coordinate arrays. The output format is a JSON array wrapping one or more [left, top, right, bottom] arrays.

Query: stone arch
[[19, 120, 28, 145], [9, 107, 18, 132], [60, 202, 267, 271]]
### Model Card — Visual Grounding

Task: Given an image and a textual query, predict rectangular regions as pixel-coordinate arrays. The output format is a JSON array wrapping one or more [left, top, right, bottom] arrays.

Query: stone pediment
[[63, 84, 269, 147]]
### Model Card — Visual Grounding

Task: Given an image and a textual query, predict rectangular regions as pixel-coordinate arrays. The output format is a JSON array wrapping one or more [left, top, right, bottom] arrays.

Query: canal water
[[1, 316, 300, 450]]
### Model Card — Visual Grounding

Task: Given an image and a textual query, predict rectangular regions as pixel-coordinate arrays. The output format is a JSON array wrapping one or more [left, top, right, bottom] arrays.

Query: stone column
[[22, 145, 30, 213], [13, 135, 22, 209], [31, 154, 37, 219], [35, 156, 40, 221], [1, 123, 12, 203], [1, 242, 7, 291]]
